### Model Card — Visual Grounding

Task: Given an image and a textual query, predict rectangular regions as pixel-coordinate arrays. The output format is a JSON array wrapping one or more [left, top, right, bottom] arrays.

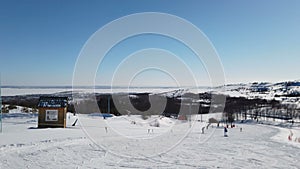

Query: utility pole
[[107, 95, 110, 113], [200, 105, 203, 122], [189, 103, 192, 128]]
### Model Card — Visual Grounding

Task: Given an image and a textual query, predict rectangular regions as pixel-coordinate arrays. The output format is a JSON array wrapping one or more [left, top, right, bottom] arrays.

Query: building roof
[[38, 96, 68, 108]]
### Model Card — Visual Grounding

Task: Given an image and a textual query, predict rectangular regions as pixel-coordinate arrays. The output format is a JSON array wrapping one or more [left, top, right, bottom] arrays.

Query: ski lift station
[[38, 96, 68, 128]]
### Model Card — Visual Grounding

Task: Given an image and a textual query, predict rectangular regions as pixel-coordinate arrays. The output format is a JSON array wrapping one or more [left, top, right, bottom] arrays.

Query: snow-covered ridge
[[2, 80, 300, 106], [221, 80, 300, 106]]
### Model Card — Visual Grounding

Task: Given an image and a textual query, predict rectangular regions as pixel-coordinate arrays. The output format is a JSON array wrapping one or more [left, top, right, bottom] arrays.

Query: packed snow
[[1, 111, 300, 168]]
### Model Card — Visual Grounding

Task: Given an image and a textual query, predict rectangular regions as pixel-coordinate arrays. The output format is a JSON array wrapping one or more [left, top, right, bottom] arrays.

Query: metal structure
[[107, 95, 110, 113], [0, 74, 2, 133]]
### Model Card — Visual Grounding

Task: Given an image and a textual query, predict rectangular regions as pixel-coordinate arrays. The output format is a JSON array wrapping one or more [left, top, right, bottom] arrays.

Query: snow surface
[[1, 83, 300, 168], [221, 81, 300, 106], [1, 112, 300, 168], [2, 88, 70, 96]]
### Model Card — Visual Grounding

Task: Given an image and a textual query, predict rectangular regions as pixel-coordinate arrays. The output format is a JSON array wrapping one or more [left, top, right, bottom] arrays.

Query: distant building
[[38, 96, 68, 128]]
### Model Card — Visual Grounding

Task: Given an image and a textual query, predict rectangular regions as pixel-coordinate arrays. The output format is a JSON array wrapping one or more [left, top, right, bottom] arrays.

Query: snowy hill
[[220, 81, 300, 106], [2, 81, 300, 104]]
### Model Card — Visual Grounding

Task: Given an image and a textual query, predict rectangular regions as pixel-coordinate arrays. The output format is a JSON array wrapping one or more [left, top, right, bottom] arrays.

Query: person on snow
[[288, 130, 293, 141], [224, 127, 228, 137]]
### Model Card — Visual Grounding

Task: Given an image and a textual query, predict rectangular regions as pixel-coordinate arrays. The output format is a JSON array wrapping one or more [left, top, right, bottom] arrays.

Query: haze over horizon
[[1, 0, 300, 87], [2, 79, 300, 89]]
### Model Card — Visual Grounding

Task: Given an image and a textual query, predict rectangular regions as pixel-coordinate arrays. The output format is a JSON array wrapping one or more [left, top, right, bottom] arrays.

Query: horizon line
[[2, 79, 300, 89]]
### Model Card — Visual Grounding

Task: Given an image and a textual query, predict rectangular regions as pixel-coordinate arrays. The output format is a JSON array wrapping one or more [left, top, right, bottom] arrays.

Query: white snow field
[[1, 112, 300, 169]]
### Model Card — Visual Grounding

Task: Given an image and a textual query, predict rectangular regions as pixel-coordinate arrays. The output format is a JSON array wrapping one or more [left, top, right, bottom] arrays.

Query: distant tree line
[[2, 93, 300, 123]]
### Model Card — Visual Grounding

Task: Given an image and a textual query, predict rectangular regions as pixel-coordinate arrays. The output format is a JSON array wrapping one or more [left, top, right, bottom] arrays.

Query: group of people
[[288, 130, 300, 143], [223, 124, 243, 137]]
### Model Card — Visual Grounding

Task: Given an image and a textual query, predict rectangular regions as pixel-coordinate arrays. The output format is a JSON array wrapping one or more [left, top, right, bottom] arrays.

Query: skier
[[288, 130, 293, 141], [224, 127, 228, 137]]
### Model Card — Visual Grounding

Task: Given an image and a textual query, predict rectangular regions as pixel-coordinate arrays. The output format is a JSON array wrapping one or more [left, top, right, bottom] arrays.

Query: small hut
[[38, 96, 68, 128]]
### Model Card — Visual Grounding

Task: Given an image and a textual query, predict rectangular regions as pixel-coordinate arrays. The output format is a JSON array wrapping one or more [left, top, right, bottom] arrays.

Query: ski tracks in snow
[[0, 137, 106, 169]]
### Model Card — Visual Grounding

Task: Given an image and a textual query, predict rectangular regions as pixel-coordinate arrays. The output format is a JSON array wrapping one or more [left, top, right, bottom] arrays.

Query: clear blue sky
[[1, 0, 300, 86]]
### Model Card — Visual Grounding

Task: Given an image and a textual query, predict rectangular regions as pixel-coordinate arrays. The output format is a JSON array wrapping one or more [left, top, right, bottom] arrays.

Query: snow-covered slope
[[1, 112, 300, 168]]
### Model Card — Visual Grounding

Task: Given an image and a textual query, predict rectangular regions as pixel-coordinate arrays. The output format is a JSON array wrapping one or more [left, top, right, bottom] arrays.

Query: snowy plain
[[1, 87, 186, 96]]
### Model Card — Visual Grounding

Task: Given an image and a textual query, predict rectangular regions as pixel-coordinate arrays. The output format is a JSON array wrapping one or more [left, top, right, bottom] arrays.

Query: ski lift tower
[[0, 74, 2, 133], [107, 95, 110, 113]]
